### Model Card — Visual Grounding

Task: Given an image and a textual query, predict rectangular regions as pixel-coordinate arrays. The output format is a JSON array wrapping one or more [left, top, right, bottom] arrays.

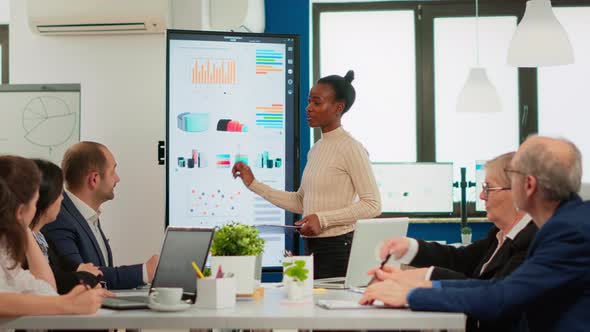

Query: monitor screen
[[151, 228, 214, 297], [372, 162, 454, 213], [166, 30, 299, 268], [475, 160, 486, 212]]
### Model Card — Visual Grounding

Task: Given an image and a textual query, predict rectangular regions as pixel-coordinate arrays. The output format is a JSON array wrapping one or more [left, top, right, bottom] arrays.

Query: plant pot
[[461, 234, 472, 245], [211, 255, 260, 294], [285, 278, 305, 302], [282, 256, 313, 297]]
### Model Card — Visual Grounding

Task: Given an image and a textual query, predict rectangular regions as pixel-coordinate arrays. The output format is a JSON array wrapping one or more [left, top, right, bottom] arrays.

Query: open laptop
[[101, 226, 214, 309], [314, 217, 409, 289]]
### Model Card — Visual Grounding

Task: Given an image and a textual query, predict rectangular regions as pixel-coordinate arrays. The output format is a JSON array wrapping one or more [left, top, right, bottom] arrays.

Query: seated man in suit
[[43, 141, 158, 290], [361, 136, 590, 332]]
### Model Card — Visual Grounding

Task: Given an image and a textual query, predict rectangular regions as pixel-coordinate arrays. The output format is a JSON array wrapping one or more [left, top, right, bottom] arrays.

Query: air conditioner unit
[[26, 0, 170, 35]]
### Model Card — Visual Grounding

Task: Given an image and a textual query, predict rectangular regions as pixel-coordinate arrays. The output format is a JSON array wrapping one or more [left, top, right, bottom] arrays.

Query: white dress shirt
[[65, 190, 148, 283]]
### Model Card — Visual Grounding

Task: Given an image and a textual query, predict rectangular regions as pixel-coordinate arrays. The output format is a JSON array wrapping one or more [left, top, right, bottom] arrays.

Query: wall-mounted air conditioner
[[26, 0, 169, 35]]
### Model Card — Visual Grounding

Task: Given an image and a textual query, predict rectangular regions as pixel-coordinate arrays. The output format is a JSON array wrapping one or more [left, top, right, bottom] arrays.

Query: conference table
[[0, 286, 466, 331]]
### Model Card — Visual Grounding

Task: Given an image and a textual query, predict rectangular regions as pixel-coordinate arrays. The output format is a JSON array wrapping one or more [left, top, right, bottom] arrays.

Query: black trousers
[[304, 232, 354, 279]]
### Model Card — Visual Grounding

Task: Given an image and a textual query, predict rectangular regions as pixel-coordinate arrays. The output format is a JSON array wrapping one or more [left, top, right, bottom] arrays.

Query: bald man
[[361, 136, 590, 332]]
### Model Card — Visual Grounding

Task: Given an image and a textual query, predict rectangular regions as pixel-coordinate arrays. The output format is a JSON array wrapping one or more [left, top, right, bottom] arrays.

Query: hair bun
[[344, 70, 354, 83]]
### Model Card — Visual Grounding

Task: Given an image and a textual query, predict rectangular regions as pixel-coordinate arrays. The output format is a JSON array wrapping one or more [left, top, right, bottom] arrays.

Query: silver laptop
[[101, 226, 214, 309], [314, 217, 409, 289]]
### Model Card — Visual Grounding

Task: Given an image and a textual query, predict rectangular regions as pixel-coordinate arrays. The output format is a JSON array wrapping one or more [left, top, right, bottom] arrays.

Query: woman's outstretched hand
[[232, 161, 255, 187]]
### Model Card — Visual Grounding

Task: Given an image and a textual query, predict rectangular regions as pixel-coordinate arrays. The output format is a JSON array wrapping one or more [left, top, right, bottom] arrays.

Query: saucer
[[148, 301, 191, 312]]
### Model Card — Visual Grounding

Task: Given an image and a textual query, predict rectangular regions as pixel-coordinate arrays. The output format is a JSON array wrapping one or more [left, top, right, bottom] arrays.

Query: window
[[433, 16, 520, 201], [317, 9, 417, 162], [314, 1, 587, 216], [538, 7, 590, 182]]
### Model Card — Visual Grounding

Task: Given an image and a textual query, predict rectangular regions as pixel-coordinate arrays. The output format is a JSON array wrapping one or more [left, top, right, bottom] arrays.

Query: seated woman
[[29, 159, 103, 294], [0, 155, 108, 316], [371, 152, 537, 332]]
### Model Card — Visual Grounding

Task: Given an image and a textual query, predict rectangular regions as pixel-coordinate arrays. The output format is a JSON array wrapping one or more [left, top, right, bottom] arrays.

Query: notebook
[[101, 226, 214, 309], [314, 217, 409, 289]]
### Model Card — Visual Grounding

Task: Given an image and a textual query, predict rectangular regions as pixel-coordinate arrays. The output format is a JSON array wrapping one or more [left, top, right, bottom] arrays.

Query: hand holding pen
[[366, 253, 392, 287]]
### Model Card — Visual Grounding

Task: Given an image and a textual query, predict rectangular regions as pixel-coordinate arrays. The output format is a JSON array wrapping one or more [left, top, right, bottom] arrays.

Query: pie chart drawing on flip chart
[[22, 96, 77, 148]]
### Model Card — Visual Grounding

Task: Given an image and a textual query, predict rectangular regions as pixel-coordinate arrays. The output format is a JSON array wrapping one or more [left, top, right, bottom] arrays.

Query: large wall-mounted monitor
[[372, 162, 454, 214], [166, 30, 299, 269]]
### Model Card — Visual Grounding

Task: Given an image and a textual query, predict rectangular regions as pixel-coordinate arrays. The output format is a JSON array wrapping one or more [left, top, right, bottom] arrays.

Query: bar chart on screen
[[192, 58, 237, 85]]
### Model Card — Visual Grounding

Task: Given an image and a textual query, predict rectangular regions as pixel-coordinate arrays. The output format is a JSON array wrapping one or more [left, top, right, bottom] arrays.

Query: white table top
[[0, 287, 465, 330]]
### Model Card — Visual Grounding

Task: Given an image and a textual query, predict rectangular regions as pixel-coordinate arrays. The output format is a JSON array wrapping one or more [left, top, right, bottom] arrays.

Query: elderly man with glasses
[[361, 136, 590, 332]]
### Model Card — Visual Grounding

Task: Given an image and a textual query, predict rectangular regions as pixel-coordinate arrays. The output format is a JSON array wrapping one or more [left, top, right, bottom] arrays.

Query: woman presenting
[[232, 70, 381, 279]]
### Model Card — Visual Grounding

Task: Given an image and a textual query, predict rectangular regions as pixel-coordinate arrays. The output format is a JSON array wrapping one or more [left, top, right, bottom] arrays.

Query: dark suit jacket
[[42, 192, 143, 290], [411, 220, 538, 280], [409, 195, 590, 332]]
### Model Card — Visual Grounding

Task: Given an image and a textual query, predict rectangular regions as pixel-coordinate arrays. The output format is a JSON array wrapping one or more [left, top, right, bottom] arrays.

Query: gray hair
[[518, 136, 582, 201], [485, 152, 515, 187]]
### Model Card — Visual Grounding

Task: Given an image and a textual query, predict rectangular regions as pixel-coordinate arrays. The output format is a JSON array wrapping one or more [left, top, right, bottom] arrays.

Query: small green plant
[[203, 267, 211, 277], [211, 222, 265, 256], [283, 260, 309, 283], [461, 226, 472, 235]]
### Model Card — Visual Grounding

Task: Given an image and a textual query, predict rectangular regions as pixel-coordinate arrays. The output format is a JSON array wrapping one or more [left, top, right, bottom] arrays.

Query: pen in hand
[[366, 253, 392, 287]]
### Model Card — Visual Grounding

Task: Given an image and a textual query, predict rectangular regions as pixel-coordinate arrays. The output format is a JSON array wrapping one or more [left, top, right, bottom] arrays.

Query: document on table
[[316, 299, 385, 310]]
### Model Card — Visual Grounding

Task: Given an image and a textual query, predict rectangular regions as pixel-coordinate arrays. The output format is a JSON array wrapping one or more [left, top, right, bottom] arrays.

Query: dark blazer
[[42, 192, 143, 290], [409, 195, 590, 332], [411, 220, 538, 280]]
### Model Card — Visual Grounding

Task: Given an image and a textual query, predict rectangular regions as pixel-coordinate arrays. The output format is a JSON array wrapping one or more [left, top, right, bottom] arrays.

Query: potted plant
[[461, 225, 472, 245], [210, 222, 265, 294], [283, 259, 309, 301]]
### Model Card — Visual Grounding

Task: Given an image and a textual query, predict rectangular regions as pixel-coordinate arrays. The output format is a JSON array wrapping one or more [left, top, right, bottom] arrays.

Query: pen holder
[[282, 255, 313, 298], [195, 277, 237, 309]]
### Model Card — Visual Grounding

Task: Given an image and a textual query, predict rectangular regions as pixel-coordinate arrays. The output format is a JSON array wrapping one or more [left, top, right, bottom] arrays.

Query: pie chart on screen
[[22, 96, 77, 148]]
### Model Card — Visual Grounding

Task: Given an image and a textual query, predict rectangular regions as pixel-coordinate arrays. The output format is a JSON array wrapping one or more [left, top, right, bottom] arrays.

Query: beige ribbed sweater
[[248, 126, 381, 238]]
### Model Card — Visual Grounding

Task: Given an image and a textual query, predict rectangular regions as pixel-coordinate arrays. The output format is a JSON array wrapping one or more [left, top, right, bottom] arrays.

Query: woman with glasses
[[369, 152, 537, 332]]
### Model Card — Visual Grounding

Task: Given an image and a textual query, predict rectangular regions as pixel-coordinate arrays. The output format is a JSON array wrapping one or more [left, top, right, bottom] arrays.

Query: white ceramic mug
[[149, 287, 183, 306]]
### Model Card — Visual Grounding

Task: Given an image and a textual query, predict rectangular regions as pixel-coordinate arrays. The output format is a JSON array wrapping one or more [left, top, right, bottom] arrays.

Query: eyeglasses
[[504, 167, 526, 180], [481, 182, 511, 199]]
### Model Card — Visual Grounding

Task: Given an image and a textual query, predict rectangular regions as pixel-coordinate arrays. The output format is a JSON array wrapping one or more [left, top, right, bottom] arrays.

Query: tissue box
[[195, 278, 237, 309]]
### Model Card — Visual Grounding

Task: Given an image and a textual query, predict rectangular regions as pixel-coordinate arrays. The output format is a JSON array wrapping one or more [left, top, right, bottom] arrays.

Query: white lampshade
[[456, 68, 502, 113], [507, 0, 574, 67]]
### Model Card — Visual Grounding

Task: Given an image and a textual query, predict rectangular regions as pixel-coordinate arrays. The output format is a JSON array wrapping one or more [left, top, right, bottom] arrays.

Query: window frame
[[0, 25, 8, 84]]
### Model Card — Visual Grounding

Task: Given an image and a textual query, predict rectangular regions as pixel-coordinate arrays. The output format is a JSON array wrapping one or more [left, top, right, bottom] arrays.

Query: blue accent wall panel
[[265, 0, 311, 175], [407, 222, 494, 244]]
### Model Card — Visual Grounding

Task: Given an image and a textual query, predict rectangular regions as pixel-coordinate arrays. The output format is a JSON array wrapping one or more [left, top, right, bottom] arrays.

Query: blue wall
[[408, 222, 493, 244], [265, 0, 311, 173]]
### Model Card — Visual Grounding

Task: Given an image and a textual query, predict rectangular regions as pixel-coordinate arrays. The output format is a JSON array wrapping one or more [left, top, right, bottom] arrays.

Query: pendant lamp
[[457, 0, 502, 113], [507, 0, 574, 67]]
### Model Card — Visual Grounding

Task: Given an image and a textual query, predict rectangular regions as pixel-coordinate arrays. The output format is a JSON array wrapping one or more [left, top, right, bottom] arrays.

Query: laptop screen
[[151, 227, 214, 297]]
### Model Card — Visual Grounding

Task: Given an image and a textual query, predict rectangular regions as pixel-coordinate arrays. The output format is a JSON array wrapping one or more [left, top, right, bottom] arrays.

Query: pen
[[191, 261, 205, 279], [366, 253, 392, 287]]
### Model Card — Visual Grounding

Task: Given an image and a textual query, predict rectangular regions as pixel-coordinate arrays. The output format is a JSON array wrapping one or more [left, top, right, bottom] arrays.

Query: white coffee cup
[[149, 287, 183, 306]]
